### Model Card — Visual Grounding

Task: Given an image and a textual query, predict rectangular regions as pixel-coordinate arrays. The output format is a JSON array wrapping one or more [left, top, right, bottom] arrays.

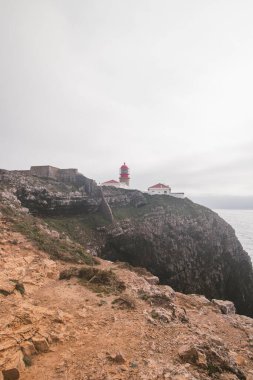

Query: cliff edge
[[1, 169, 253, 319], [101, 191, 253, 317]]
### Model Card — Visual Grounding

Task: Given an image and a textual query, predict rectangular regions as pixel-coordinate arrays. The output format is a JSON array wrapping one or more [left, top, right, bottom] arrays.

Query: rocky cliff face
[[1, 169, 253, 318], [101, 195, 253, 317], [0, 170, 146, 217], [0, 169, 101, 216]]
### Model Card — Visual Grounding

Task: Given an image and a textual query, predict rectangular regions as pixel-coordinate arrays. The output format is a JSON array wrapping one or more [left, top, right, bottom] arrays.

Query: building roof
[[120, 162, 129, 169], [148, 183, 171, 189], [102, 179, 120, 184]]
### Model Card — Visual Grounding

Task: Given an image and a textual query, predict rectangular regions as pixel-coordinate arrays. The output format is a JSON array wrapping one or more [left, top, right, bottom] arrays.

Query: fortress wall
[[59, 169, 78, 183], [48, 166, 60, 179], [30, 166, 59, 179], [28, 167, 96, 192]]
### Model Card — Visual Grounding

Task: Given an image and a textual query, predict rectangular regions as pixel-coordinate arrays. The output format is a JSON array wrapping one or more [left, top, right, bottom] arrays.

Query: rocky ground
[[1, 216, 253, 380]]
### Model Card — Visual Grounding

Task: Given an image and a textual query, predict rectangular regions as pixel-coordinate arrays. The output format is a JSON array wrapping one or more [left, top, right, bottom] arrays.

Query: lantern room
[[119, 162, 130, 186]]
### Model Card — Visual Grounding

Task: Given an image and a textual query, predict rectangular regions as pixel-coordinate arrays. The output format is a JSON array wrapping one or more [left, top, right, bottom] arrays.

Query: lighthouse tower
[[119, 162, 130, 187]]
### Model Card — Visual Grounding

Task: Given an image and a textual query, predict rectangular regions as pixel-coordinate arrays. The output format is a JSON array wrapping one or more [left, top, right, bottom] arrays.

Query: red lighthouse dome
[[119, 162, 130, 186]]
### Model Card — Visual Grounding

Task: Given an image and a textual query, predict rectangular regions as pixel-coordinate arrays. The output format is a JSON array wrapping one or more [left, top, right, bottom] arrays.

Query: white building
[[148, 183, 171, 195], [148, 183, 184, 198]]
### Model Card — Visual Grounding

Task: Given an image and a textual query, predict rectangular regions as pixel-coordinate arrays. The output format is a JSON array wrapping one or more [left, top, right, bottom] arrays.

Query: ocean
[[214, 209, 253, 262]]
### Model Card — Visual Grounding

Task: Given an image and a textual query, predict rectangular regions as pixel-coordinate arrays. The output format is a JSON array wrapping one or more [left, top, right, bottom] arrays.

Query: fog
[[0, 1, 253, 208]]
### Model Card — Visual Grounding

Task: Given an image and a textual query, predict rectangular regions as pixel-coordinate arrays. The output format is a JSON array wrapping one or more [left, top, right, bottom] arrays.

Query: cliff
[[1, 169, 253, 319], [2, 169, 253, 379], [101, 193, 253, 317]]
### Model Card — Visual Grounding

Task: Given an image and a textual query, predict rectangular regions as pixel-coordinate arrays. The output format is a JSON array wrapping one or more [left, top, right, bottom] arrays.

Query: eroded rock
[[178, 339, 246, 379], [212, 299, 236, 315]]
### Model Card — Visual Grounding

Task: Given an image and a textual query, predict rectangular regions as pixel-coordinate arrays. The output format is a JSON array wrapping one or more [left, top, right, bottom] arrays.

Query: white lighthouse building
[[148, 183, 184, 198]]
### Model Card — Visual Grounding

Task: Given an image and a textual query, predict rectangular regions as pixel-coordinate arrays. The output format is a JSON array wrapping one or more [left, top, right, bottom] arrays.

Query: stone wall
[[2, 166, 99, 197], [30, 166, 80, 184], [30, 166, 60, 179], [58, 169, 78, 183]]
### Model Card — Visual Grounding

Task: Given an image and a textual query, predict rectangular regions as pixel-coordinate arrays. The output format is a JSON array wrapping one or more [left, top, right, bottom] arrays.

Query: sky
[[1, 0, 253, 208]]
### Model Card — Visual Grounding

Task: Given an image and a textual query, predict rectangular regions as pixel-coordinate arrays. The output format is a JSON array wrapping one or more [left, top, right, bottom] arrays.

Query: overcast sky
[[1, 1, 253, 207]]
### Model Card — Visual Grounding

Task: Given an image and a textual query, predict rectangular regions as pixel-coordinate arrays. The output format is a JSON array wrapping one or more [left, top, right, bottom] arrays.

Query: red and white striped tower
[[119, 162, 130, 186]]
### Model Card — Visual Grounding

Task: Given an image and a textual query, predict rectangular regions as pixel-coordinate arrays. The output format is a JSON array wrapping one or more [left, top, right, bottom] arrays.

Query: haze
[[1, 1, 253, 208]]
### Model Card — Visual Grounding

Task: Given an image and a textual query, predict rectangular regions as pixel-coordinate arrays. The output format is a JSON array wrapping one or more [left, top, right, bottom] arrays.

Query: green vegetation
[[60, 266, 125, 295], [46, 212, 109, 230], [111, 194, 208, 221], [113, 206, 147, 220], [0, 204, 96, 265], [116, 261, 153, 277], [138, 290, 172, 308], [44, 213, 110, 246], [78, 267, 125, 295]]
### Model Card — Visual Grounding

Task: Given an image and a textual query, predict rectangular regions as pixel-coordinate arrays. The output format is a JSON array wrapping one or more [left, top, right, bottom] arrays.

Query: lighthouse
[[119, 162, 130, 187]]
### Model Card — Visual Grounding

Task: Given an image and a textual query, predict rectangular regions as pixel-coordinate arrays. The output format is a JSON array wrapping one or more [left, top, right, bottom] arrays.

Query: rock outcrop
[[0, 169, 101, 216], [1, 168, 253, 319], [101, 196, 253, 317]]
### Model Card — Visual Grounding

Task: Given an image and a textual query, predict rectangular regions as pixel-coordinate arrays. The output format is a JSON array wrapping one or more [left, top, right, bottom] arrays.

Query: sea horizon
[[214, 208, 253, 262]]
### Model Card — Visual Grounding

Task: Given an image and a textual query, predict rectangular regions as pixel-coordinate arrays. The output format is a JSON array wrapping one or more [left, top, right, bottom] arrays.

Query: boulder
[[144, 275, 159, 285], [178, 340, 246, 380], [212, 299, 236, 314], [151, 308, 173, 323], [178, 345, 199, 363], [139, 285, 175, 308]]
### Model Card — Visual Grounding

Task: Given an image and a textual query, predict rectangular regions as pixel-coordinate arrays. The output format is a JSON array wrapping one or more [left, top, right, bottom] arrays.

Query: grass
[[79, 267, 126, 295], [138, 290, 172, 308], [60, 266, 126, 295], [115, 261, 153, 277], [44, 213, 110, 247], [111, 194, 210, 222], [0, 204, 96, 265]]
